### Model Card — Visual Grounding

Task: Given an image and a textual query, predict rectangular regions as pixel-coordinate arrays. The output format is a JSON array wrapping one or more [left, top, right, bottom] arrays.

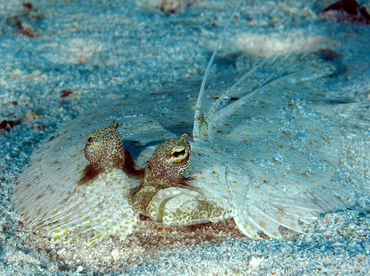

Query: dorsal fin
[[193, 45, 335, 141], [193, 0, 243, 141]]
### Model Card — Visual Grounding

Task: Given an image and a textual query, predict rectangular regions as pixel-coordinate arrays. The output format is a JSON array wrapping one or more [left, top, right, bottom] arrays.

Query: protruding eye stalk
[[84, 120, 125, 170], [146, 134, 191, 186], [132, 134, 192, 216]]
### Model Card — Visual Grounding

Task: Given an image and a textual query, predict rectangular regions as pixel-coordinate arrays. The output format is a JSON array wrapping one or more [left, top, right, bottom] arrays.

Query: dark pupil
[[88, 137, 93, 143], [173, 149, 185, 158]]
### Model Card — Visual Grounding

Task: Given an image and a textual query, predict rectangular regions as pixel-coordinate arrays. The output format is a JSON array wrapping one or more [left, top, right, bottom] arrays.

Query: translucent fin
[[247, 204, 283, 239], [269, 197, 319, 221], [337, 101, 370, 190], [193, 0, 243, 141], [303, 188, 345, 212], [203, 53, 335, 140], [234, 196, 319, 239], [234, 216, 260, 240]]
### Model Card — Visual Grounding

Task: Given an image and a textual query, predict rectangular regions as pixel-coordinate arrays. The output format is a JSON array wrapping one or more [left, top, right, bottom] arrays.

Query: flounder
[[14, 49, 368, 244], [12, 0, 370, 246]]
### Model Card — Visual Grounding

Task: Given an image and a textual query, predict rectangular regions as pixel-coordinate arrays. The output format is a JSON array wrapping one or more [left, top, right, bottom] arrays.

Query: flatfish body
[[13, 53, 369, 242]]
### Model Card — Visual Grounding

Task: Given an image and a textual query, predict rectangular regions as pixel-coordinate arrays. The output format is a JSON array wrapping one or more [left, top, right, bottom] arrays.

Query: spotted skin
[[13, 119, 140, 245], [132, 134, 238, 227], [13, 52, 366, 244], [145, 134, 190, 186], [84, 120, 125, 169], [132, 135, 191, 215]]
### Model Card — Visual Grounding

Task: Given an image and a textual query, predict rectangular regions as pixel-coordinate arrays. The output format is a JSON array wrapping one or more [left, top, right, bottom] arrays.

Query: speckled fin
[[234, 197, 319, 239], [198, 53, 335, 140], [31, 167, 138, 245], [45, 198, 138, 245]]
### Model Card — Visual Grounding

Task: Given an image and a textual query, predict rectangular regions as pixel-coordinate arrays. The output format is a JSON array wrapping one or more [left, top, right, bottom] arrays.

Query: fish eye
[[87, 137, 93, 143], [172, 149, 186, 158]]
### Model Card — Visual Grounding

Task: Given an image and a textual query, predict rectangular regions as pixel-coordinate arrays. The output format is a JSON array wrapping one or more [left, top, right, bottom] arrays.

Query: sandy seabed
[[1, 0, 370, 275]]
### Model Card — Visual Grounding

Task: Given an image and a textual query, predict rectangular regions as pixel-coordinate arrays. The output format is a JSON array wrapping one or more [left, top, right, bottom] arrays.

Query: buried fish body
[[13, 51, 370, 243]]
